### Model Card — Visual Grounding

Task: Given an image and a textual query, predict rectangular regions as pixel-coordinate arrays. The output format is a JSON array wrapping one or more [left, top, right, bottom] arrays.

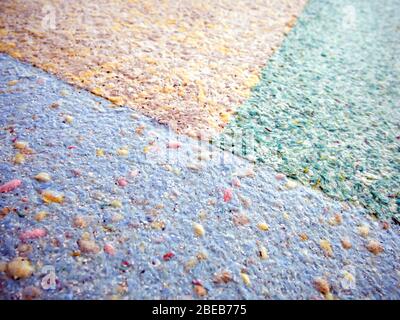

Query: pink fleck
[[21, 197, 29, 203], [67, 146, 77, 150], [223, 188, 233, 202], [117, 177, 128, 187], [167, 141, 181, 149], [231, 177, 241, 188], [20, 228, 47, 241], [104, 243, 116, 255], [275, 173, 286, 181], [0, 179, 22, 193], [192, 279, 203, 286]]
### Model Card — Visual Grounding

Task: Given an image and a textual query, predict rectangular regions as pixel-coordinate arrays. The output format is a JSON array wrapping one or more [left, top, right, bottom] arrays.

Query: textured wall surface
[[0, 55, 399, 300], [218, 0, 400, 218], [0, 0, 306, 138]]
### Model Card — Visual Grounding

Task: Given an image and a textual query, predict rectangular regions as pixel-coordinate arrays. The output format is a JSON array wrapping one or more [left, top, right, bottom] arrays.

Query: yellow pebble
[[325, 292, 334, 300], [14, 140, 28, 149], [34, 172, 51, 182], [283, 212, 290, 220], [6, 257, 34, 279], [109, 96, 124, 106], [110, 200, 122, 208], [150, 220, 165, 230], [143, 146, 150, 154], [35, 211, 48, 222], [41, 190, 64, 204], [257, 222, 269, 231], [220, 112, 230, 124], [14, 153, 25, 164], [320, 239, 333, 257], [240, 272, 251, 286], [193, 223, 205, 237], [96, 149, 105, 157], [91, 87, 104, 96], [64, 115, 73, 124], [7, 80, 18, 86], [116, 148, 129, 156]]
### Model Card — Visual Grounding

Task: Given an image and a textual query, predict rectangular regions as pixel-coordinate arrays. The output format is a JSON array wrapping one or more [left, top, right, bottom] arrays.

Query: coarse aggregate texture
[[217, 0, 400, 219], [0, 0, 306, 139], [1, 55, 400, 300]]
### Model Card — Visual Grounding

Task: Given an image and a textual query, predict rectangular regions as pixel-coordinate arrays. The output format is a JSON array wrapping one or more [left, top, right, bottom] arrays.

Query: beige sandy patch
[[0, 0, 306, 139]]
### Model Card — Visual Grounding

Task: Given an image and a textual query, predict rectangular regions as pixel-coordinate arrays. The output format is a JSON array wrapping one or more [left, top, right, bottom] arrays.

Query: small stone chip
[[116, 148, 129, 156], [193, 284, 207, 297], [329, 213, 342, 226], [73, 216, 87, 228], [14, 153, 25, 164], [150, 220, 165, 230], [96, 149, 105, 157], [187, 162, 202, 171], [34, 172, 51, 182], [299, 233, 309, 241], [104, 243, 116, 255], [42, 190, 64, 204], [257, 222, 269, 231], [110, 200, 122, 208], [258, 246, 268, 260], [341, 237, 352, 249], [366, 240, 384, 255], [6, 257, 34, 280], [284, 180, 298, 190], [0, 179, 22, 193], [14, 140, 28, 150], [240, 272, 251, 286], [64, 115, 74, 123], [213, 271, 233, 284], [184, 258, 198, 271], [109, 96, 124, 106], [320, 239, 333, 257], [7, 80, 18, 86], [314, 277, 330, 295], [357, 225, 370, 238], [193, 223, 205, 237], [78, 239, 100, 254], [35, 211, 48, 222]]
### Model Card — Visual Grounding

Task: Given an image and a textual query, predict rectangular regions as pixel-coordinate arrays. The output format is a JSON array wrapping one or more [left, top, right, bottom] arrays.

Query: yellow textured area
[[0, 0, 306, 139]]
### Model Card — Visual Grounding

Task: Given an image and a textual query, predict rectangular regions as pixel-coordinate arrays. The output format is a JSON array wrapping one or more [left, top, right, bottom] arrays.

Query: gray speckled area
[[0, 54, 399, 299]]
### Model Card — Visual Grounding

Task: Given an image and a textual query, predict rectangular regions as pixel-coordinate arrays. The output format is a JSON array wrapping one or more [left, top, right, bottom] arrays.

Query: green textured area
[[216, 0, 400, 218]]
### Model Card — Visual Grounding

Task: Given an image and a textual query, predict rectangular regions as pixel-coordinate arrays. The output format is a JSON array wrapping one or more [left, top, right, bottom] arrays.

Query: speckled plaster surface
[[1, 55, 399, 300], [0, 0, 306, 138], [217, 0, 400, 219]]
